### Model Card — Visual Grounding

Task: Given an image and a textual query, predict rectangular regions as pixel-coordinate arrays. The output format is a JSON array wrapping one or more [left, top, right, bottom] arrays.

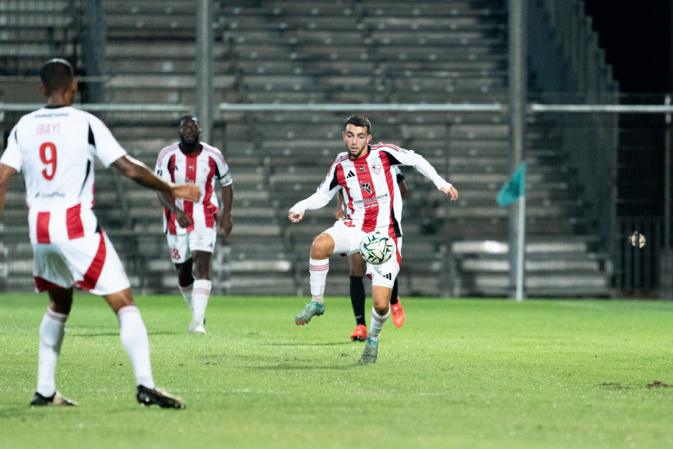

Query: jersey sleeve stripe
[[380, 149, 402, 165]]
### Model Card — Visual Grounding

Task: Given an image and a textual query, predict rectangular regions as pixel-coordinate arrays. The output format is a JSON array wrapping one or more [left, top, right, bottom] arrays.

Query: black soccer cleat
[[30, 391, 77, 407], [136, 385, 186, 409]]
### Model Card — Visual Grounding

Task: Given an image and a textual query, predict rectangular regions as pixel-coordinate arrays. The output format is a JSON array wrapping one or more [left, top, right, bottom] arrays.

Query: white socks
[[178, 283, 193, 309], [118, 305, 155, 389], [368, 307, 390, 341], [192, 279, 212, 325], [36, 308, 67, 397], [309, 258, 329, 304], [36, 305, 156, 394]]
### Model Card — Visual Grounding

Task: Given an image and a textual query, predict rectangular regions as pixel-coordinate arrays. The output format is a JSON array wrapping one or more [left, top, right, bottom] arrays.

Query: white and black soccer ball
[[359, 231, 394, 265], [628, 231, 646, 249]]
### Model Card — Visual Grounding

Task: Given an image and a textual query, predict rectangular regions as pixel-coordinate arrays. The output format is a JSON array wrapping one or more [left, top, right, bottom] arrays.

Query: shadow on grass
[[69, 331, 177, 337], [0, 406, 31, 418], [0, 405, 81, 418], [229, 351, 363, 370], [260, 341, 352, 347], [250, 362, 361, 370]]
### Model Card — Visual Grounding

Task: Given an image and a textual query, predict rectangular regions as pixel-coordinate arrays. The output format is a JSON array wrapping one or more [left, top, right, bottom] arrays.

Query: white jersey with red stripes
[[154, 142, 232, 235], [0, 106, 127, 244], [290, 142, 452, 238]]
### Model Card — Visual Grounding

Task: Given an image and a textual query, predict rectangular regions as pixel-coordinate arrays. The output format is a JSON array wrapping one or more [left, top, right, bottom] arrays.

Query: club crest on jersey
[[358, 164, 366, 173], [360, 182, 372, 194], [371, 160, 382, 175]]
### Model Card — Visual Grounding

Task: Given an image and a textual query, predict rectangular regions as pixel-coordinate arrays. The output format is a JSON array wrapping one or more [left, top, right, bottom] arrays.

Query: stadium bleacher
[[0, 0, 610, 297]]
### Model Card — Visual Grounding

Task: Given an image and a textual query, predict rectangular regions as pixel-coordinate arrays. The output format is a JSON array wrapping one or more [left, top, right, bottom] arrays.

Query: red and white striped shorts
[[32, 230, 130, 296]]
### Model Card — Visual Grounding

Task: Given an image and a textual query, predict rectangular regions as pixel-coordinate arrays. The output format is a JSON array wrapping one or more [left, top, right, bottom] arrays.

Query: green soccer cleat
[[359, 337, 379, 364], [294, 300, 325, 325]]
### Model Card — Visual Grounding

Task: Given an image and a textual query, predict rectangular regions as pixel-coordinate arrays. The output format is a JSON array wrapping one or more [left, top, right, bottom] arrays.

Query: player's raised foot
[[136, 385, 186, 409], [294, 300, 325, 325], [359, 337, 379, 364], [391, 298, 406, 328], [30, 391, 77, 407], [350, 324, 368, 341], [188, 320, 206, 334]]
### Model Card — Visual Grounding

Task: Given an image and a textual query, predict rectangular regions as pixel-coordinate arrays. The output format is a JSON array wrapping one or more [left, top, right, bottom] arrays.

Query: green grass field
[[1, 294, 673, 449]]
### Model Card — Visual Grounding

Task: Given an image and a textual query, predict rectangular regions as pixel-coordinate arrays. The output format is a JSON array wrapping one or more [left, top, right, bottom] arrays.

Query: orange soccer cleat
[[350, 324, 368, 341], [390, 298, 406, 328]]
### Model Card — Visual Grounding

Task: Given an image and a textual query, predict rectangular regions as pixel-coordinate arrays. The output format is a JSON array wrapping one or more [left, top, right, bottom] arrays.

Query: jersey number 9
[[39, 142, 57, 180]]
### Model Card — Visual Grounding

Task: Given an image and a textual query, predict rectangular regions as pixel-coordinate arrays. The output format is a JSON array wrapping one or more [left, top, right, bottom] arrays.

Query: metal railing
[[614, 217, 662, 295], [528, 0, 619, 273]]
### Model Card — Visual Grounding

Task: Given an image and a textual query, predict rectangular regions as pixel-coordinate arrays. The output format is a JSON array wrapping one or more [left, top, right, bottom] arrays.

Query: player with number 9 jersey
[[0, 58, 198, 408], [2, 106, 126, 246]]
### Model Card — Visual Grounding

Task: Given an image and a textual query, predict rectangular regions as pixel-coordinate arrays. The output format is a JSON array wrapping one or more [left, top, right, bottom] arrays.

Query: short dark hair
[[40, 58, 74, 95], [178, 114, 199, 127], [344, 115, 372, 134]]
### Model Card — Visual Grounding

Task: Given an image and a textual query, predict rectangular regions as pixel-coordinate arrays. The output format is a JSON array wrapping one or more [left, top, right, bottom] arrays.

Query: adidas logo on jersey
[[383, 273, 392, 280], [346, 170, 355, 179]]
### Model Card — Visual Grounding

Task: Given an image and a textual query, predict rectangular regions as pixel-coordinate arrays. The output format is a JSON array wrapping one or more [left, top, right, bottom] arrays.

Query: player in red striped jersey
[[0, 59, 195, 407], [155, 115, 233, 334], [337, 165, 409, 342], [288, 115, 458, 363]]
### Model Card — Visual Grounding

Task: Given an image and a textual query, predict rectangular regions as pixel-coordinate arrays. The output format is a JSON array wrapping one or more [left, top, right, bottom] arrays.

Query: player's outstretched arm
[[0, 163, 17, 216], [288, 189, 336, 224], [384, 148, 456, 200], [289, 157, 340, 224], [112, 155, 199, 201]]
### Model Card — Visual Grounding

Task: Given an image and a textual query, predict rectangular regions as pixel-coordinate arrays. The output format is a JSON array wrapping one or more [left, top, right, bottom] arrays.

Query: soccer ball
[[359, 232, 394, 265], [628, 231, 646, 249]]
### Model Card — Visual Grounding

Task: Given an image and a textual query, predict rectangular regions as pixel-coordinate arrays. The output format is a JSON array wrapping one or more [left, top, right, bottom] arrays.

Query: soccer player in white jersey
[[0, 59, 198, 408], [337, 166, 408, 342], [155, 115, 233, 334], [288, 115, 458, 363]]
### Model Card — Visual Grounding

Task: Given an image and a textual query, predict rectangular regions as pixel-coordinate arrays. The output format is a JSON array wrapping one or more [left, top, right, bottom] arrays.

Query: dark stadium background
[[586, 0, 670, 94], [586, 0, 672, 217]]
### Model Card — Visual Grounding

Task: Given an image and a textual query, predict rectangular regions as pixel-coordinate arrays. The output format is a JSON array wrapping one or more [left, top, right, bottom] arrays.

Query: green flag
[[496, 162, 526, 206]]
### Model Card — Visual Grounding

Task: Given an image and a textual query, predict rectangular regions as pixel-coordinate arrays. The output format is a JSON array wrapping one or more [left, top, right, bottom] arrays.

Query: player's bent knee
[[371, 286, 393, 315], [193, 262, 211, 280], [310, 233, 335, 258], [373, 304, 390, 317], [104, 288, 135, 313]]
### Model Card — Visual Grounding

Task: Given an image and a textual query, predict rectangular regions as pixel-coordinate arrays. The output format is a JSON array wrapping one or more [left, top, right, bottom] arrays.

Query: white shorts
[[32, 230, 131, 296], [324, 220, 403, 289], [166, 227, 217, 264]]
